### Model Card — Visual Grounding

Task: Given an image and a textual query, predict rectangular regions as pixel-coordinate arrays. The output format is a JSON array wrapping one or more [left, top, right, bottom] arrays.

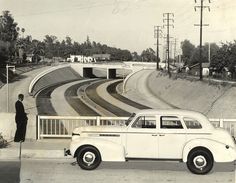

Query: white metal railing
[[37, 115, 128, 139], [209, 118, 236, 136], [37, 116, 236, 139]]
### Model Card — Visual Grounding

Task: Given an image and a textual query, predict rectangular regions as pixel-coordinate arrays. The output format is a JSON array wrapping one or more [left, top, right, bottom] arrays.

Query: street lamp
[[6, 64, 16, 112]]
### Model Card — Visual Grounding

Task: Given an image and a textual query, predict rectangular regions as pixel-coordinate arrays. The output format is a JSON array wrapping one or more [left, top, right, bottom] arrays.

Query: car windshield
[[125, 113, 136, 126]]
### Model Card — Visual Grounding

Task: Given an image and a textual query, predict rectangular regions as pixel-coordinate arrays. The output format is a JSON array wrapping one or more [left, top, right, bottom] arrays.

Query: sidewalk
[[0, 139, 71, 160]]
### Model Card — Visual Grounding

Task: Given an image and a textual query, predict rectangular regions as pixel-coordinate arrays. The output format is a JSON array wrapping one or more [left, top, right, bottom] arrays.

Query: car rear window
[[160, 116, 183, 129], [183, 117, 202, 129]]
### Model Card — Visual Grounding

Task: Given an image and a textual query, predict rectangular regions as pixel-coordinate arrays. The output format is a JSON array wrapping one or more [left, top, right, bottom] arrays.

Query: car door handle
[[159, 134, 165, 137], [152, 134, 157, 136]]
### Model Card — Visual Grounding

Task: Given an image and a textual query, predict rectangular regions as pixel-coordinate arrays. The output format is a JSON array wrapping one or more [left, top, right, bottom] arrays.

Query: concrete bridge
[[28, 61, 156, 95], [70, 62, 126, 79], [70, 62, 156, 79]]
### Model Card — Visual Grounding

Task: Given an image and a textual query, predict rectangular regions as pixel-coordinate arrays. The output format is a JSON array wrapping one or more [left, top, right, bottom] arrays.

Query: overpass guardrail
[[37, 115, 236, 139]]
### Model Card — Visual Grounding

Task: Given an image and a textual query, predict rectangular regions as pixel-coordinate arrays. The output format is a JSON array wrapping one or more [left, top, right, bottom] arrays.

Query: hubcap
[[193, 155, 207, 170], [83, 151, 96, 166]]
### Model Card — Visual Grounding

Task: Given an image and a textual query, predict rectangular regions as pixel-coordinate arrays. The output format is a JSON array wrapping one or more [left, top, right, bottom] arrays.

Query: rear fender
[[182, 139, 235, 162]]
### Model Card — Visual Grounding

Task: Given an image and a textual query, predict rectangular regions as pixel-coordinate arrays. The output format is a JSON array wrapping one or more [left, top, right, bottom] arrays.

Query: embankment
[[147, 71, 236, 118], [31, 66, 82, 96]]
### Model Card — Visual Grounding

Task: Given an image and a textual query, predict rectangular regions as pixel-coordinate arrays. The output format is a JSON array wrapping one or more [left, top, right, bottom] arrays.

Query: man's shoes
[[14, 139, 24, 143]]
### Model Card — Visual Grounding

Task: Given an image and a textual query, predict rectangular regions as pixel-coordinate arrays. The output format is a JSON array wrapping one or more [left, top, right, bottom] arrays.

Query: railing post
[[37, 115, 41, 140], [219, 119, 224, 128], [97, 116, 100, 126]]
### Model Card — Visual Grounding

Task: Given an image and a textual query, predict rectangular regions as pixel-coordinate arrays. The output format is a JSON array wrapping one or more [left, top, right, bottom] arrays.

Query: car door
[[157, 115, 187, 159], [126, 115, 158, 159]]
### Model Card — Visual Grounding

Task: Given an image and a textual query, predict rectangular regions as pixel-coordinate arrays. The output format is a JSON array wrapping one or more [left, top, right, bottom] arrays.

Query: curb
[[0, 140, 71, 160], [0, 148, 71, 160]]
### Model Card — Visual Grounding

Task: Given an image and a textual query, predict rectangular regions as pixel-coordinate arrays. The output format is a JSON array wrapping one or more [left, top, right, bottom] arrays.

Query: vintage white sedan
[[65, 109, 236, 174]]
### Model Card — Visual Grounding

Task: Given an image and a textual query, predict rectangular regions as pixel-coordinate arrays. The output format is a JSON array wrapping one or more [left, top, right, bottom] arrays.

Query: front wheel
[[76, 146, 101, 170], [187, 148, 214, 174]]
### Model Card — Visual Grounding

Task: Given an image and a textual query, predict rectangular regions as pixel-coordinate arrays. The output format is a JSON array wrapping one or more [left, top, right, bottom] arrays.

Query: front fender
[[70, 137, 125, 162], [182, 138, 236, 163]]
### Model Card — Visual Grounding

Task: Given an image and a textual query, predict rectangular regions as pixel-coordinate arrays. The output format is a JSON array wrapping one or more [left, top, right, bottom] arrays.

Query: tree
[[207, 43, 219, 60], [181, 40, 195, 65], [190, 46, 208, 65], [21, 28, 25, 38], [211, 41, 236, 78], [0, 11, 19, 63], [43, 35, 57, 58], [119, 49, 132, 61], [31, 39, 44, 63], [0, 40, 9, 63], [65, 36, 72, 46], [86, 35, 92, 48], [141, 48, 156, 62], [183, 42, 219, 67], [0, 11, 18, 42], [132, 52, 141, 61]]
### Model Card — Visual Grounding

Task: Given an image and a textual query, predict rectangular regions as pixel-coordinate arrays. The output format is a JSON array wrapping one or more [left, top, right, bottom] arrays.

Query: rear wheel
[[187, 148, 214, 175], [76, 146, 101, 170]]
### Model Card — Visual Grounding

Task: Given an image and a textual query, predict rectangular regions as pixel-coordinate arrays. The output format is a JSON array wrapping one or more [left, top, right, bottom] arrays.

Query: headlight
[[232, 136, 236, 144], [72, 132, 80, 136]]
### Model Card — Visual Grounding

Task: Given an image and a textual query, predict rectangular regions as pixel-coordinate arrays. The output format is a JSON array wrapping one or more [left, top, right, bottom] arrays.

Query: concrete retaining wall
[[0, 113, 37, 141], [70, 63, 84, 76], [29, 65, 81, 96], [147, 71, 236, 118]]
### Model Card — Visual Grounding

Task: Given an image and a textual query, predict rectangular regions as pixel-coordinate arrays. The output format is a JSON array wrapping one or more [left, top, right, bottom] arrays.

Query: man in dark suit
[[14, 94, 28, 142]]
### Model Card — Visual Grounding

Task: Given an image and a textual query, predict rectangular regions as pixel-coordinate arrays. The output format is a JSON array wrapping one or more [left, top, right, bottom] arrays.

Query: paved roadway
[[0, 160, 20, 183], [0, 66, 51, 114], [4, 159, 233, 183], [64, 80, 100, 116]]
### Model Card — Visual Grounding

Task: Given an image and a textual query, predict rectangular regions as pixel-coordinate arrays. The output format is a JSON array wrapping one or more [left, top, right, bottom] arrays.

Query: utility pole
[[163, 13, 174, 78], [162, 43, 166, 68], [208, 43, 211, 63], [194, 0, 211, 80], [162, 36, 167, 70], [173, 38, 177, 66], [154, 26, 162, 70]]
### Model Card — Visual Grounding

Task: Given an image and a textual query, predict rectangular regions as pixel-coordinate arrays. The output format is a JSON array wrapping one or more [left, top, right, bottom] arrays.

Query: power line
[[15, 2, 115, 17], [194, 0, 211, 80], [163, 13, 174, 78]]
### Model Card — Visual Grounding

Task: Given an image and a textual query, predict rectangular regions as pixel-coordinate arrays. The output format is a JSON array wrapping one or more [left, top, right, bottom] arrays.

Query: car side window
[[184, 117, 202, 129], [132, 116, 156, 129], [160, 116, 183, 129]]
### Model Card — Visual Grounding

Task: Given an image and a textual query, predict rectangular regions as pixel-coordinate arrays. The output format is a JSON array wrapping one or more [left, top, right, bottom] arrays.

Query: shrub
[[0, 133, 8, 148]]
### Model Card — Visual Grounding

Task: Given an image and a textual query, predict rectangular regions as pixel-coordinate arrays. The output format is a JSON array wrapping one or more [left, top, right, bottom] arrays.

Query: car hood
[[73, 125, 127, 134]]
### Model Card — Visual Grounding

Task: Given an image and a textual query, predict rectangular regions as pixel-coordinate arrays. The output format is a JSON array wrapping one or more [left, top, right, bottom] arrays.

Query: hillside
[[147, 71, 236, 118]]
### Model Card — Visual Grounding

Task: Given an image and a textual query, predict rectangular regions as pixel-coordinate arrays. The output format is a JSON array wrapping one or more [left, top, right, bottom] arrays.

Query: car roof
[[135, 109, 208, 120], [133, 109, 214, 130], [134, 109, 206, 118]]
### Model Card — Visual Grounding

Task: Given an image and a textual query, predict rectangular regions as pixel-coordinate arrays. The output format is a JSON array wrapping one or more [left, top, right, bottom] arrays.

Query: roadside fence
[[37, 115, 128, 139], [37, 115, 236, 139]]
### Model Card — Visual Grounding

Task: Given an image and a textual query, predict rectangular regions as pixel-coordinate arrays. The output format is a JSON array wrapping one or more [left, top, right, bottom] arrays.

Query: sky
[[0, 0, 236, 56]]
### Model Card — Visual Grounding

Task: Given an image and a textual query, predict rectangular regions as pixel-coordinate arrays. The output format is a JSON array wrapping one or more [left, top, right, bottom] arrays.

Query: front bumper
[[64, 148, 71, 156]]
